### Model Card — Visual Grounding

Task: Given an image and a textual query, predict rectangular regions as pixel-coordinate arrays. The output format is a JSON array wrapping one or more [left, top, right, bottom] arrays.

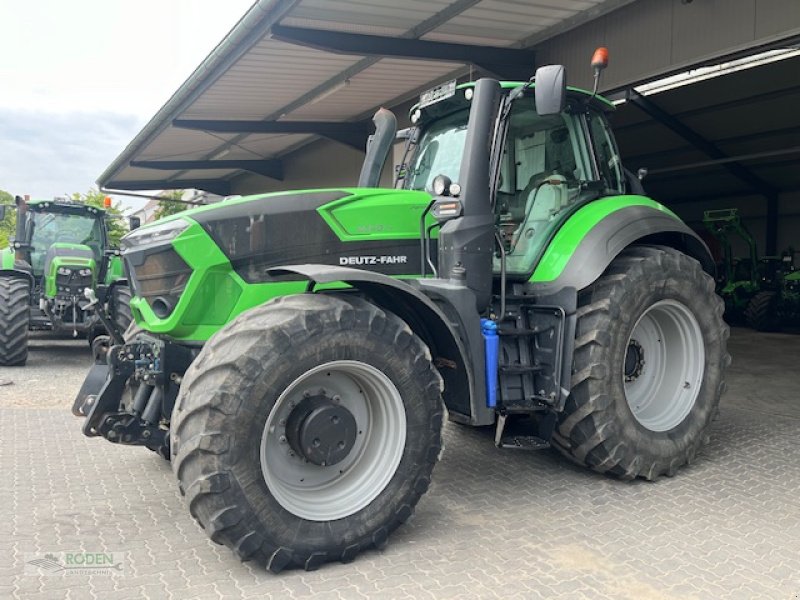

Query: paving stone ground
[[1, 328, 799, 599]]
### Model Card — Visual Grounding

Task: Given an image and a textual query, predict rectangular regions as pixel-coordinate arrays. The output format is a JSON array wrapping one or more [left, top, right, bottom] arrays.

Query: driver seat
[[510, 173, 568, 257]]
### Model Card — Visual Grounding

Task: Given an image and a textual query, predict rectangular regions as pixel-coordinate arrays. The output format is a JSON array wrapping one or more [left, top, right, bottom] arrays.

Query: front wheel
[[552, 246, 730, 480], [0, 276, 30, 366], [171, 294, 443, 571], [110, 285, 133, 333]]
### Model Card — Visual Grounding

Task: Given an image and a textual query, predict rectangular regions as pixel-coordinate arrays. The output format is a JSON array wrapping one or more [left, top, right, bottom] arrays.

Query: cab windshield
[[29, 211, 103, 274], [404, 109, 469, 192]]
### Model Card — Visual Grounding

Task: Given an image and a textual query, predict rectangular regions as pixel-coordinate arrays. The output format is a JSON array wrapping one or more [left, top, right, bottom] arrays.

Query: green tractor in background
[[73, 51, 729, 572], [745, 249, 800, 331], [702, 208, 797, 330], [0, 195, 132, 365], [702, 208, 761, 322]]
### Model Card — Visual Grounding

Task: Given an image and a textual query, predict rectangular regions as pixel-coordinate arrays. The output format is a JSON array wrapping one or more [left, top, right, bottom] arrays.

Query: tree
[[0, 189, 16, 248], [71, 189, 127, 247], [154, 190, 190, 221]]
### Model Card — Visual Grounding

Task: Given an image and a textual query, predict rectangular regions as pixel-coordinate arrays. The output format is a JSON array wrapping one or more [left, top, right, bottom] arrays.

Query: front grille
[[56, 272, 93, 297], [127, 247, 191, 318]]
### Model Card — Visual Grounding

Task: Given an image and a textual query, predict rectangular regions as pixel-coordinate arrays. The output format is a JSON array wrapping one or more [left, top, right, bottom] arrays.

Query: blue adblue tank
[[480, 318, 499, 408]]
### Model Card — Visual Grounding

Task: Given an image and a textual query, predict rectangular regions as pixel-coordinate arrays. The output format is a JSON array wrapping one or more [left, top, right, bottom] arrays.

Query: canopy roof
[[99, 0, 632, 195]]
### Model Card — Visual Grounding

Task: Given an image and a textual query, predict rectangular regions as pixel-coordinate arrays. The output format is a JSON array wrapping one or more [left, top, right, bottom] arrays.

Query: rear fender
[[530, 202, 714, 295], [267, 264, 494, 426]]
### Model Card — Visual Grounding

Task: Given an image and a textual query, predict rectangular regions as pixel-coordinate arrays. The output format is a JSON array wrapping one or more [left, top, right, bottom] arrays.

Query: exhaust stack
[[358, 108, 398, 188]]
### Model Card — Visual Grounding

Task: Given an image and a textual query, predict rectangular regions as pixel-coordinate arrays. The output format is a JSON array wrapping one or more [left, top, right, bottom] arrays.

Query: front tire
[[552, 246, 730, 480], [745, 291, 779, 331], [110, 285, 133, 333], [171, 294, 443, 571], [0, 276, 30, 366]]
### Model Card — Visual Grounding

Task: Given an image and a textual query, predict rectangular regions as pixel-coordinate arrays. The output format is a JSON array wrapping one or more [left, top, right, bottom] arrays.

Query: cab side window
[[587, 112, 624, 194]]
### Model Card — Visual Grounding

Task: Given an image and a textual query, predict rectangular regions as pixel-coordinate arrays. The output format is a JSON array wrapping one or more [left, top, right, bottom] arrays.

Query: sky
[[0, 0, 255, 208]]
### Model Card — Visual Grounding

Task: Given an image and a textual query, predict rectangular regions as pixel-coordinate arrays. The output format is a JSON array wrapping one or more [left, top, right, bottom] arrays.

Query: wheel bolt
[[279, 435, 286, 443], [312, 438, 320, 447], [303, 391, 311, 398], [338, 441, 345, 449], [332, 395, 341, 403], [331, 415, 339, 424]]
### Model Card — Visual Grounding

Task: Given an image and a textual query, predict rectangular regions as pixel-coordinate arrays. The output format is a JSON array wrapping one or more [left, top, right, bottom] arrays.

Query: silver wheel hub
[[260, 361, 406, 521], [623, 300, 705, 432]]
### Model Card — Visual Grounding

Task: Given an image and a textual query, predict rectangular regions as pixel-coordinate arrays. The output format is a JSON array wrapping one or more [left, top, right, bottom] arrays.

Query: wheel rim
[[623, 300, 705, 432], [260, 361, 406, 521]]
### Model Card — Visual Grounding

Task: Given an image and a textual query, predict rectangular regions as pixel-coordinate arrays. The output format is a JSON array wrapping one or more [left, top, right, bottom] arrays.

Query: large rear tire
[[745, 290, 779, 332], [552, 246, 730, 480], [171, 294, 444, 571], [0, 276, 30, 366]]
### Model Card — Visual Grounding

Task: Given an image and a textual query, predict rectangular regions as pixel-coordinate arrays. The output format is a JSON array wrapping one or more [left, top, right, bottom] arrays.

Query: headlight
[[57, 267, 72, 275], [79, 268, 92, 277], [122, 218, 190, 250], [432, 174, 452, 196]]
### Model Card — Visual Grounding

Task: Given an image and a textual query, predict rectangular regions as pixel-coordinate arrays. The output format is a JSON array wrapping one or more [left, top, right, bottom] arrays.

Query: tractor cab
[[25, 200, 106, 279], [401, 80, 626, 279]]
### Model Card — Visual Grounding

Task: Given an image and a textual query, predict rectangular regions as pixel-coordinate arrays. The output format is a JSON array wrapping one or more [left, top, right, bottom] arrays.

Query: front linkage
[[73, 324, 194, 459]]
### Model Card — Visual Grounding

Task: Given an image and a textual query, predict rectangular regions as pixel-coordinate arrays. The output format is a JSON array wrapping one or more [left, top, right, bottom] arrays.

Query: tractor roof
[[411, 80, 614, 121], [26, 198, 106, 215]]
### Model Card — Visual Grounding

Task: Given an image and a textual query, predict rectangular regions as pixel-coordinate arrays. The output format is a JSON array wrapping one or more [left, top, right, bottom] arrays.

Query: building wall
[[671, 190, 800, 260], [535, 0, 800, 92]]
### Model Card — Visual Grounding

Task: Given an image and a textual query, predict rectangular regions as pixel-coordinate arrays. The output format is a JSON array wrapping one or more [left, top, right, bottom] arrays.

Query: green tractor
[[73, 54, 728, 572], [745, 249, 800, 331], [702, 208, 762, 322], [702, 208, 797, 330], [0, 195, 132, 365]]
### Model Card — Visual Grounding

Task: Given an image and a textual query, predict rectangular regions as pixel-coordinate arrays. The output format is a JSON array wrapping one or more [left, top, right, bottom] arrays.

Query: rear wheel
[[745, 291, 779, 332], [171, 294, 443, 571], [0, 276, 30, 366], [552, 246, 730, 480]]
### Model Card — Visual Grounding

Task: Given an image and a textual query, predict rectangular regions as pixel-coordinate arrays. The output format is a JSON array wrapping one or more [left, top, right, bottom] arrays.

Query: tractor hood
[[135, 187, 433, 234], [43, 242, 97, 298], [121, 188, 435, 339], [161, 187, 434, 278]]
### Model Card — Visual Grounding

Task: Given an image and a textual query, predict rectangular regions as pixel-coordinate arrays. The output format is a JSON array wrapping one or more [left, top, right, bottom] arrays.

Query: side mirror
[[534, 65, 566, 116], [128, 216, 141, 231], [0, 205, 6, 221]]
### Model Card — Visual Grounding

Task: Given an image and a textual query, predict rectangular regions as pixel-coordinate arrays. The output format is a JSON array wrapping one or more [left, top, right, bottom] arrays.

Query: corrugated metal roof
[[100, 0, 626, 192]]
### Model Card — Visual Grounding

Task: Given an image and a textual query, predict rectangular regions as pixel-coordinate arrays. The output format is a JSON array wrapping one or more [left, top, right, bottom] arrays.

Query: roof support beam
[[646, 145, 800, 176], [173, 119, 370, 151], [626, 89, 779, 197], [270, 24, 536, 79], [165, 0, 483, 186], [131, 159, 283, 181], [107, 179, 232, 196]]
